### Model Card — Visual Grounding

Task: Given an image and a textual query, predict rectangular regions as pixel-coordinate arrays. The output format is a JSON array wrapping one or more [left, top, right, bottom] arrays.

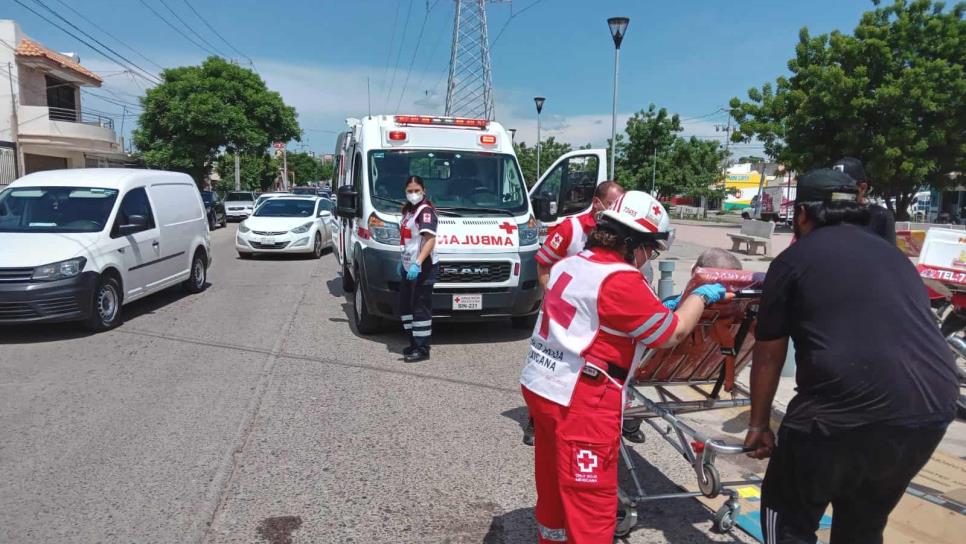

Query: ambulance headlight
[[518, 215, 539, 246], [368, 213, 400, 245]]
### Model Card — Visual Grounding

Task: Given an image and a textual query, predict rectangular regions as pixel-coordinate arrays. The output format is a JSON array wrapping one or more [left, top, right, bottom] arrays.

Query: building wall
[[0, 20, 22, 145], [18, 66, 47, 107]]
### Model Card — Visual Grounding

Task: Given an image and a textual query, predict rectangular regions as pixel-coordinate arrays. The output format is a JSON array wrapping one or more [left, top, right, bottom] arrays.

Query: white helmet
[[599, 190, 674, 250]]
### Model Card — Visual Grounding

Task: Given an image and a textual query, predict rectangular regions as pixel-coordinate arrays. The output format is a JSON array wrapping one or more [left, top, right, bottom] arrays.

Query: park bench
[[675, 205, 704, 219], [727, 219, 775, 256]]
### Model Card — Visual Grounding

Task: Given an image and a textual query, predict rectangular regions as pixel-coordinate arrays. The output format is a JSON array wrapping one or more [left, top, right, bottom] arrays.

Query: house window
[[45, 75, 77, 121]]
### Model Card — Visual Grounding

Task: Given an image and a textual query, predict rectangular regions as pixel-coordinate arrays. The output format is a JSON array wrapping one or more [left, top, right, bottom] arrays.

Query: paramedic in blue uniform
[[744, 168, 957, 544], [398, 175, 439, 363]]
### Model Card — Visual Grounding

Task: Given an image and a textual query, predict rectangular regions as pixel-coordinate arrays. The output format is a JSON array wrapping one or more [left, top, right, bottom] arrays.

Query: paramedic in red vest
[[521, 191, 729, 543], [536, 181, 625, 289], [398, 175, 439, 363]]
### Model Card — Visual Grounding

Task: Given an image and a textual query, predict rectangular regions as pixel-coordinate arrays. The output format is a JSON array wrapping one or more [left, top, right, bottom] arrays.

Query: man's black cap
[[832, 157, 868, 183], [796, 168, 858, 204]]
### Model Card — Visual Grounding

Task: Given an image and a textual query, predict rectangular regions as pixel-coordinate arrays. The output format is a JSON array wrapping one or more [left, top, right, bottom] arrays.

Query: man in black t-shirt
[[832, 157, 896, 244], [744, 168, 957, 544]]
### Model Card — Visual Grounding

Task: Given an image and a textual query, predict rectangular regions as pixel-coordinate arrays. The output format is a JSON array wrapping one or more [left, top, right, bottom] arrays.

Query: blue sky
[[7, 0, 878, 156]]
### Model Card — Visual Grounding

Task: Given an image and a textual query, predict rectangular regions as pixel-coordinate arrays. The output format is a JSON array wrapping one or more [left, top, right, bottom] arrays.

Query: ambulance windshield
[[368, 150, 528, 216]]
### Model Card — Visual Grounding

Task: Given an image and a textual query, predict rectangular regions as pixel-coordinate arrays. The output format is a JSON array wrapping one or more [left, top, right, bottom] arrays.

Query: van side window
[[112, 187, 156, 237], [352, 152, 363, 194], [538, 155, 599, 216]]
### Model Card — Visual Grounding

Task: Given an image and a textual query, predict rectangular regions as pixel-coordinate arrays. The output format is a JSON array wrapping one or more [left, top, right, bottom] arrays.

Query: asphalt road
[[1, 224, 757, 544]]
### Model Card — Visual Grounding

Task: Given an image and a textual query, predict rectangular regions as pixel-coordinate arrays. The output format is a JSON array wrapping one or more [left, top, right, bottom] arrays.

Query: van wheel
[[342, 260, 356, 293], [511, 314, 538, 330], [85, 275, 122, 332], [208, 214, 216, 231], [352, 276, 381, 335], [182, 251, 208, 293]]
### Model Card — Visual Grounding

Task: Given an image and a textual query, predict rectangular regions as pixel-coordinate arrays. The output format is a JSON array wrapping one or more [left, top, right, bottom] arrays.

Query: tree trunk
[[895, 192, 914, 221]]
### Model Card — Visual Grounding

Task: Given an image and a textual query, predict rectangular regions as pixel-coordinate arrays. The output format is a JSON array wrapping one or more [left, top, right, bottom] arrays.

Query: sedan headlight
[[32, 257, 86, 281], [518, 215, 539, 246], [291, 222, 314, 234], [238, 222, 250, 233]]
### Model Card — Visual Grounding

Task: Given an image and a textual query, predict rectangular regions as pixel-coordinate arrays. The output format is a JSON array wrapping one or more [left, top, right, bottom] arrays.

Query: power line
[[181, 0, 254, 66], [51, 0, 166, 72], [380, 0, 403, 93], [395, 2, 434, 112], [12, 0, 162, 85], [412, 0, 448, 105], [385, 0, 414, 110], [157, 0, 228, 57], [138, 0, 220, 57], [24, 0, 161, 84], [490, 0, 545, 48]]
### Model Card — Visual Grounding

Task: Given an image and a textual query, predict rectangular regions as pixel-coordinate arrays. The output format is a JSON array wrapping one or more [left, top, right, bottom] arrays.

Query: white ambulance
[[333, 114, 545, 334]]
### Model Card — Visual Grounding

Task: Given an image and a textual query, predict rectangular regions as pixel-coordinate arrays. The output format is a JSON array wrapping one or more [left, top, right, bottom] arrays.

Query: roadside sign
[[272, 141, 286, 149]]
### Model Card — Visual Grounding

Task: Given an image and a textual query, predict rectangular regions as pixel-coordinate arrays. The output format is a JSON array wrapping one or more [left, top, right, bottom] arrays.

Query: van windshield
[[0, 186, 119, 233], [368, 150, 528, 216], [226, 192, 254, 202]]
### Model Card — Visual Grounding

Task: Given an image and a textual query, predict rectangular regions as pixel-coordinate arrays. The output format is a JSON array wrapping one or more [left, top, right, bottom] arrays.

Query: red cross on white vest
[[539, 272, 577, 339]]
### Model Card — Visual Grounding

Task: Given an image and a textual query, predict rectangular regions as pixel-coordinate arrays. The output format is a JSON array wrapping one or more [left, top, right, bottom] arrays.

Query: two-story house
[[0, 20, 130, 188]]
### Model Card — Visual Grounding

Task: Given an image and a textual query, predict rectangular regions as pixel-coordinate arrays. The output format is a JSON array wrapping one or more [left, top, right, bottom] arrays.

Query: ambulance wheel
[[511, 314, 537, 329], [341, 261, 355, 293], [713, 504, 737, 533], [352, 276, 381, 335], [614, 503, 637, 538], [698, 463, 720, 498]]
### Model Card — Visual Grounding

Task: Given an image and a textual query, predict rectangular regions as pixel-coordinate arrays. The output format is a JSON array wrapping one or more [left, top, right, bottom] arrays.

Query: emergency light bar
[[394, 115, 489, 129]]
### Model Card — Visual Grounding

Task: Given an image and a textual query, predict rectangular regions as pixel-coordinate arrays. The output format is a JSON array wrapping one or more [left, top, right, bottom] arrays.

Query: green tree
[[285, 151, 322, 185], [615, 105, 684, 194], [133, 57, 301, 185], [215, 153, 279, 192], [664, 137, 730, 201], [729, 0, 966, 219], [319, 160, 335, 185], [514, 137, 575, 186]]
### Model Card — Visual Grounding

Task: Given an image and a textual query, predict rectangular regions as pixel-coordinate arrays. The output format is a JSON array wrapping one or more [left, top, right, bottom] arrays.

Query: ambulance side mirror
[[336, 186, 359, 219], [532, 194, 558, 223]]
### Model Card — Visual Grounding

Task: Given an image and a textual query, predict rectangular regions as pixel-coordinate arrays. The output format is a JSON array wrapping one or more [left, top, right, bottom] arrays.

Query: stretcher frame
[[615, 291, 761, 537]]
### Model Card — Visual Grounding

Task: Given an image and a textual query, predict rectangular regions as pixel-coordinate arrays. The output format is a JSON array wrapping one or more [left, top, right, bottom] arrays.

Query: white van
[[333, 114, 542, 333], [525, 149, 609, 238], [0, 169, 212, 331]]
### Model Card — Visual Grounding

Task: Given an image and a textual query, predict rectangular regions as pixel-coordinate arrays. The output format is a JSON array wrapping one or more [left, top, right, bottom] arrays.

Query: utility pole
[[234, 151, 241, 191], [282, 148, 288, 191], [7, 62, 21, 178], [651, 145, 658, 194]]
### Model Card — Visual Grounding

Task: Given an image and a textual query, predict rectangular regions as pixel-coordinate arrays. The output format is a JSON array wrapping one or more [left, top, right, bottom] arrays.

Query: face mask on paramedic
[[406, 191, 424, 205]]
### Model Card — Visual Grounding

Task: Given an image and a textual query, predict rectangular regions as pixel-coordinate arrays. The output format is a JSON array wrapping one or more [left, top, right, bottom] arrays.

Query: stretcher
[[616, 268, 765, 537]]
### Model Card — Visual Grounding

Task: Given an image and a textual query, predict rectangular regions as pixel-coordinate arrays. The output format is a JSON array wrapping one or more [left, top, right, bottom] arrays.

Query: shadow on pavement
[[0, 282, 208, 345], [618, 445, 749, 543], [483, 506, 536, 543]]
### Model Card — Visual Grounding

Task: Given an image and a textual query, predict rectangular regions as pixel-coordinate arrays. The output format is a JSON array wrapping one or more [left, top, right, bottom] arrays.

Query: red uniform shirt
[[536, 211, 597, 267], [580, 248, 678, 371]]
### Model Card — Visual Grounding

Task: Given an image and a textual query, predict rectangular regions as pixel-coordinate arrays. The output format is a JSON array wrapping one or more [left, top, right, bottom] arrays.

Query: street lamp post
[[534, 96, 545, 179], [607, 17, 629, 181]]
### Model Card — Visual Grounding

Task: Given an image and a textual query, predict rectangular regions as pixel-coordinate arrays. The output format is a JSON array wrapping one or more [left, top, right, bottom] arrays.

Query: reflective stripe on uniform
[[599, 325, 630, 337], [411, 320, 432, 327], [412, 329, 432, 337], [538, 246, 562, 263], [401, 314, 414, 321], [537, 523, 567, 542], [629, 312, 664, 339], [640, 313, 674, 345]]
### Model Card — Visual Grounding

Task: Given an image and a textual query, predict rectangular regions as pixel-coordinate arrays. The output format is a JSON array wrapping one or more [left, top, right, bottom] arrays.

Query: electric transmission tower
[[445, 0, 499, 119]]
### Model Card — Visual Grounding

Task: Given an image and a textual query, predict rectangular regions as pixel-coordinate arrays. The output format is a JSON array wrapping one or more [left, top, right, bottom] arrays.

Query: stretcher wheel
[[614, 503, 637, 538], [712, 504, 737, 533], [698, 463, 720, 498]]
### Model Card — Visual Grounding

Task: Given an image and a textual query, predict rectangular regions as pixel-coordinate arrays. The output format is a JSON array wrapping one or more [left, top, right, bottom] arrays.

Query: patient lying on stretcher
[[662, 248, 743, 310]]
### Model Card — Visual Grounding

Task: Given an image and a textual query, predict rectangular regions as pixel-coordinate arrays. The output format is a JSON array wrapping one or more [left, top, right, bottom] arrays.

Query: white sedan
[[236, 196, 334, 258]]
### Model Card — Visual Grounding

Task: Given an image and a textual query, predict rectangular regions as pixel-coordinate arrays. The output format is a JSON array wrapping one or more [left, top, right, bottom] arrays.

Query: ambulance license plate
[[452, 294, 482, 311]]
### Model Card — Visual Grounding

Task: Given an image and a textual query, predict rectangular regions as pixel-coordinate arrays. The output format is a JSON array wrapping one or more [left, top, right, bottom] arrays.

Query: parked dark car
[[292, 187, 317, 196], [200, 190, 226, 230]]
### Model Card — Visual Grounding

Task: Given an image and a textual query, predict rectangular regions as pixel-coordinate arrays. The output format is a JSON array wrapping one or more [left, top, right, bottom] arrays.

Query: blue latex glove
[[662, 295, 681, 310], [691, 283, 728, 305], [406, 263, 421, 280], [397, 262, 405, 278]]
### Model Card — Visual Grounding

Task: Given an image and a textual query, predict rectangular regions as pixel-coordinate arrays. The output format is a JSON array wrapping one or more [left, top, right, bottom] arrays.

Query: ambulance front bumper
[[360, 246, 542, 321]]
